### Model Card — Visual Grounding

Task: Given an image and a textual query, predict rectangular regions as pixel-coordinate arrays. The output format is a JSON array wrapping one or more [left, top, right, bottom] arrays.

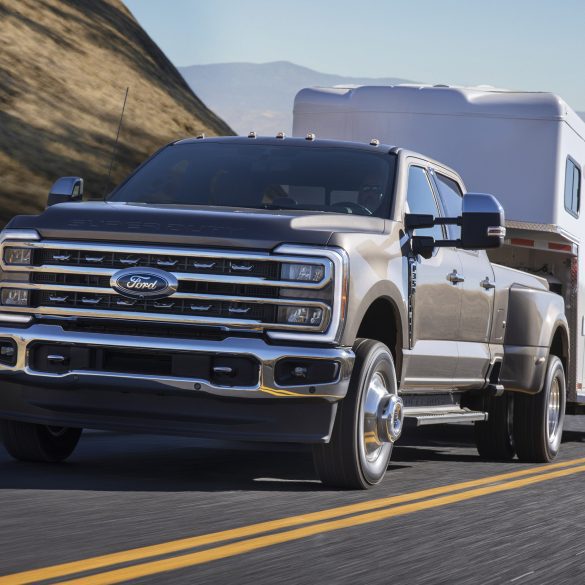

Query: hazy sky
[[124, 0, 585, 110]]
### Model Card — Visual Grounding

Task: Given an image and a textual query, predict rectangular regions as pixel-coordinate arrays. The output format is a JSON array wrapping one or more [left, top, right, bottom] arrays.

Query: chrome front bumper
[[0, 323, 354, 401]]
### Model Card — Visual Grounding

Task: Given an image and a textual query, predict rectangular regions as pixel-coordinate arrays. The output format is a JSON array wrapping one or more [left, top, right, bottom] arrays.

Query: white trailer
[[293, 84, 585, 412]]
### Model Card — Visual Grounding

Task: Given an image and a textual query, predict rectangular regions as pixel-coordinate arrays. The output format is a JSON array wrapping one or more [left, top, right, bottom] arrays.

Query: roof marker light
[[248, 131, 257, 138], [305, 132, 316, 141], [370, 138, 380, 146], [276, 132, 286, 139], [196, 133, 205, 139]]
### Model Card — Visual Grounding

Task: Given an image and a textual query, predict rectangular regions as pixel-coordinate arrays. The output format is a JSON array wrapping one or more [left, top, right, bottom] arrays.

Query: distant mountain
[[0, 0, 232, 224], [179, 61, 413, 136]]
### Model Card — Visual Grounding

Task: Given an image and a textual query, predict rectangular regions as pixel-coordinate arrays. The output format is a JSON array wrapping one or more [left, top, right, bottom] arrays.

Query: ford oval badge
[[110, 267, 178, 300]]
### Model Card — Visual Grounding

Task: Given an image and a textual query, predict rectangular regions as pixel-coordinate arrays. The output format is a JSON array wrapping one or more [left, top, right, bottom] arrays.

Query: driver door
[[401, 164, 462, 390]]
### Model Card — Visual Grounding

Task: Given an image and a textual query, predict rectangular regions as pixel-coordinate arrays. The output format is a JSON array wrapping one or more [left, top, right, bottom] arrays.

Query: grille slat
[[35, 249, 279, 279]]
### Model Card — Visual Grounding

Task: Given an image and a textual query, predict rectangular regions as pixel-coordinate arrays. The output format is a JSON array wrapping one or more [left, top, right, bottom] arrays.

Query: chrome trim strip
[[0, 241, 332, 288], [0, 312, 33, 324], [9, 264, 331, 290], [11, 282, 331, 309], [0, 304, 331, 332], [0, 323, 354, 401]]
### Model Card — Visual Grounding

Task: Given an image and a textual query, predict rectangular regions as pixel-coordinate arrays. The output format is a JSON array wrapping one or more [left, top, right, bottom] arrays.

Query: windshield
[[109, 142, 396, 218]]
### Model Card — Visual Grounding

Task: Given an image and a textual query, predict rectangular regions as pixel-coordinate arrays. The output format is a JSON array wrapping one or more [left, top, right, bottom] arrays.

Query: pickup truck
[[0, 135, 569, 489]]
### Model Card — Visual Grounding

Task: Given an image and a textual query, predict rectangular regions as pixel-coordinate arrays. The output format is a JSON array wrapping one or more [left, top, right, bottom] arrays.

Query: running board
[[404, 407, 488, 426]]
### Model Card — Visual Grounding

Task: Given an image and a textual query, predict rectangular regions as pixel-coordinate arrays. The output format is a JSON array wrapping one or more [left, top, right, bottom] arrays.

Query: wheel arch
[[348, 294, 404, 378]]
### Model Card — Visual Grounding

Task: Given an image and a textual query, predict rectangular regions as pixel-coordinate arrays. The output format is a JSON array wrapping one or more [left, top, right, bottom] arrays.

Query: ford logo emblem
[[110, 267, 178, 300]]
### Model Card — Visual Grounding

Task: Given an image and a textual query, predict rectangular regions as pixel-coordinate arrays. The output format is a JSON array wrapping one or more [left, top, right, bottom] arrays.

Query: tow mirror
[[459, 193, 505, 250], [47, 177, 84, 207]]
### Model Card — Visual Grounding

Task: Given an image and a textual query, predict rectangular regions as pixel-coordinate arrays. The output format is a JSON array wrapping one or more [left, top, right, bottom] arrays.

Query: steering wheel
[[332, 201, 373, 215]]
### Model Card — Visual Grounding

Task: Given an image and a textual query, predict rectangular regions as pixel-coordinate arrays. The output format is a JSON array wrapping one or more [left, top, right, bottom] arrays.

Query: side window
[[406, 166, 444, 240], [435, 173, 464, 239], [564, 157, 581, 218]]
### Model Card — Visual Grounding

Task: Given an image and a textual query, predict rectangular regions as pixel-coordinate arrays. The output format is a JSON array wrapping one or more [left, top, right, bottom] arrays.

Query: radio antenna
[[103, 87, 129, 198]]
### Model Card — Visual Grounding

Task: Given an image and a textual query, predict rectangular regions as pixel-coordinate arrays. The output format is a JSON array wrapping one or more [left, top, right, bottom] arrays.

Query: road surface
[[0, 417, 584, 584]]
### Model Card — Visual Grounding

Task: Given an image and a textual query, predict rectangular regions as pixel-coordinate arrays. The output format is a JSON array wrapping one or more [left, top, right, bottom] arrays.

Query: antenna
[[103, 87, 129, 198]]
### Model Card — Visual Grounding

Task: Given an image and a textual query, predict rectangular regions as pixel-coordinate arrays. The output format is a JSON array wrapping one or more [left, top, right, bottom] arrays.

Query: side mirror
[[460, 193, 505, 250], [47, 177, 84, 207]]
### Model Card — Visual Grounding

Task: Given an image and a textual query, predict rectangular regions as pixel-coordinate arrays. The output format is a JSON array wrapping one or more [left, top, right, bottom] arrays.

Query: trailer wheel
[[474, 392, 515, 461], [313, 339, 403, 490], [513, 355, 566, 462], [0, 420, 82, 462]]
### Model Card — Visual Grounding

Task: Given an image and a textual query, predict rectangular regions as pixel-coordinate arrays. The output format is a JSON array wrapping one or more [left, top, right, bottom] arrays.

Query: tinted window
[[406, 166, 444, 240], [435, 173, 464, 238], [565, 157, 581, 218], [110, 142, 396, 218]]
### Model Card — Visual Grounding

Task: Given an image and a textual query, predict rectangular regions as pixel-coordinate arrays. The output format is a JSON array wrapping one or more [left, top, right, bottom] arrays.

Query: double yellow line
[[3, 457, 585, 584]]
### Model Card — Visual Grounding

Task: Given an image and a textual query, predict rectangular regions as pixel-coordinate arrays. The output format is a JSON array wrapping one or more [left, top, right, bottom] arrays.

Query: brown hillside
[[0, 0, 233, 225]]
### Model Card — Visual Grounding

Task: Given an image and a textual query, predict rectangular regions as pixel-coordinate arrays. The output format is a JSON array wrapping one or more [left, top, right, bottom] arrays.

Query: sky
[[124, 0, 585, 110]]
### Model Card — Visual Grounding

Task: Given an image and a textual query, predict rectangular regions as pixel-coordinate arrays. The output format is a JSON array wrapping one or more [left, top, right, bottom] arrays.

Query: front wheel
[[0, 420, 82, 462], [513, 355, 566, 462], [313, 339, 403, 489]]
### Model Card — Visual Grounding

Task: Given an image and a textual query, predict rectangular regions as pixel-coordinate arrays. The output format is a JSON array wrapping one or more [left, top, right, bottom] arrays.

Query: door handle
[[481, 277, 496, 290], [447, 269, 465, 284]]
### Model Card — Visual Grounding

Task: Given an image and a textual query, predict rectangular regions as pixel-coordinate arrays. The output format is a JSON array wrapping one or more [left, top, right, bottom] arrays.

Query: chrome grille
[[0, 240, 335, 334]]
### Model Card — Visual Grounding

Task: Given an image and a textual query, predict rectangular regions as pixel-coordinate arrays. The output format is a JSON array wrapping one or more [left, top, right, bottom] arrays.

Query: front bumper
[[0, 323, 354, 443]]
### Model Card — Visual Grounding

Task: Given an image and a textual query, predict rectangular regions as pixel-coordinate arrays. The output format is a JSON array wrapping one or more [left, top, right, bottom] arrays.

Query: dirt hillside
[[0, 0, 233, 224]]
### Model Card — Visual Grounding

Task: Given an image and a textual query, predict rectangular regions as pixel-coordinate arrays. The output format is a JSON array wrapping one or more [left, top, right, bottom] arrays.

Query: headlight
[[281, 263, 325, 283], [3, 247, 32, 266], [1, 288, 30, 307], [278, 306, 323, 326]]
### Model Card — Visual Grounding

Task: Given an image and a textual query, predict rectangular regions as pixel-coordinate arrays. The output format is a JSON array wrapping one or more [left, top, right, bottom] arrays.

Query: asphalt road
[[0, 417, 584, 585]]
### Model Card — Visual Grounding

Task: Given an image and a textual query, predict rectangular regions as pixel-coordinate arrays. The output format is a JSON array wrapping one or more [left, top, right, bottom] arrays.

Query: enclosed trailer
[[293, 85, 585, 411]]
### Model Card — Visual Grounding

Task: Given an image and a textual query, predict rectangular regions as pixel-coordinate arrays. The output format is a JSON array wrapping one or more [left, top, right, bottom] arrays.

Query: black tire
[[0, 420, 82, 462], [513, 355, 566, 463], [474, 392, 515, 461], [313, 339, 397, 489]]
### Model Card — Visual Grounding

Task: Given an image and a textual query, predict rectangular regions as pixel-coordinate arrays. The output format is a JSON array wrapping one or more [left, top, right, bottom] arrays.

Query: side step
[[404, 406, 488, 426]]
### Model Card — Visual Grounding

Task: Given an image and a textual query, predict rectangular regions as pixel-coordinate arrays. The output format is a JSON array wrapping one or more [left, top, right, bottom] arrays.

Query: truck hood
[[6, 202, 386, 250]]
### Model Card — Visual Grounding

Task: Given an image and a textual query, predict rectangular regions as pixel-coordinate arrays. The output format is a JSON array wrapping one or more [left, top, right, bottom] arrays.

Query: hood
[[6, 202, 386, 251]]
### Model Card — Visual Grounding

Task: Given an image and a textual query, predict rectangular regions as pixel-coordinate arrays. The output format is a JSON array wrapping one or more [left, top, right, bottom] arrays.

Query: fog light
[[1, 288, 30, 307], [275, 359, 340, 386], [3, 247, 32, 266], [278, 306, 323, 326], [281, 263, 325, 283], [0, 339, 17, 366]]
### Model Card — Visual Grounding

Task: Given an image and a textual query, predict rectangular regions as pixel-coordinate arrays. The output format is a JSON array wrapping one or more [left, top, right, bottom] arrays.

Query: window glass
[[406, 166, 444, 240], [565, 158, 581, 217], [109, 142, 396, 218], [435, 173, 464, 238]]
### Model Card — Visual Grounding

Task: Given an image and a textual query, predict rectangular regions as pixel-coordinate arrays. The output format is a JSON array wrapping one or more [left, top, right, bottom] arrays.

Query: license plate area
[[28, 343, 260, 387]]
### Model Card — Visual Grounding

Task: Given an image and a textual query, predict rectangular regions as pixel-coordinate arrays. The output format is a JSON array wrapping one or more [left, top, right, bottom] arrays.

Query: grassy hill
[[0, 0, 232, 225]]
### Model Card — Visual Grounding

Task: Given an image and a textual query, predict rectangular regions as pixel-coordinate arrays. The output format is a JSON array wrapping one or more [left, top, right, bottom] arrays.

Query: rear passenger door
[[402, 164, 462, 390], [431, 169, 495, 388]]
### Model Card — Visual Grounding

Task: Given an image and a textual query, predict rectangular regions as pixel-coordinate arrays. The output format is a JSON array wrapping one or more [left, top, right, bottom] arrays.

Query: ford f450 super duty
[[0, 135, 569, 488]]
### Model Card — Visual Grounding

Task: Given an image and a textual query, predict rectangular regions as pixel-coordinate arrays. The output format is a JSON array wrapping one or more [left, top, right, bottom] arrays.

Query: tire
[[313, 339, 398, 489], [513, 355, 566, 463], [474, 392, 515, 461], [0, 420, 82, 462]]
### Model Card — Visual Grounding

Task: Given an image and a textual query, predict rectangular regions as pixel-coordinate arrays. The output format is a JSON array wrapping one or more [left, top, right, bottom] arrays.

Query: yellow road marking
[[1, 457, 585, 584], [60, 463, 585, 585]]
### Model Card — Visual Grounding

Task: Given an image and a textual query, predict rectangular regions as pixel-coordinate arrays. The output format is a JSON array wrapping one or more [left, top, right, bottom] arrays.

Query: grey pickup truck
[[0, 135, 569, 488]]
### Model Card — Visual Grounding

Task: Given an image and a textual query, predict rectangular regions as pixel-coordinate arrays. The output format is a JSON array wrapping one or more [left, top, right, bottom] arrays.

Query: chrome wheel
[[547, 376, 562, 445], [361, 372, 390, 463]]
